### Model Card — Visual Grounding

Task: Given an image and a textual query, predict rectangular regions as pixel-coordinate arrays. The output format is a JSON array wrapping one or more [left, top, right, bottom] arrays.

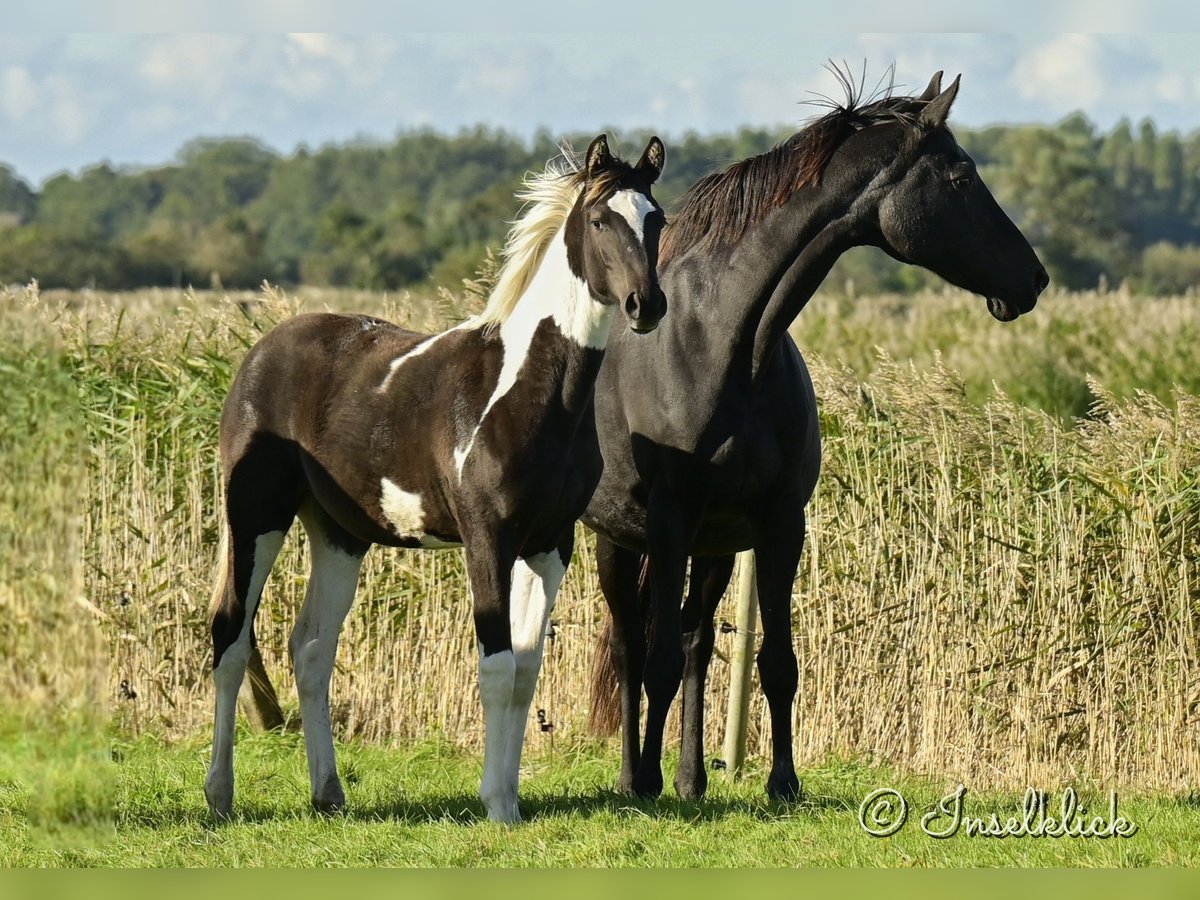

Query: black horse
[[584, 72, 1049, 802]]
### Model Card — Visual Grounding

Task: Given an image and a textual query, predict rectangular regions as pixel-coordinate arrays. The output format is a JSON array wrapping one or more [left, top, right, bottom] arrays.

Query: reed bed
[[6, 281, 1200, 791], [0, 291, 97, 715]]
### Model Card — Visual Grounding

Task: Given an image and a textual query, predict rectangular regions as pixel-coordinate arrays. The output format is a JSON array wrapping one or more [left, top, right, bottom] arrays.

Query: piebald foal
[[205, 135, 667, 823]]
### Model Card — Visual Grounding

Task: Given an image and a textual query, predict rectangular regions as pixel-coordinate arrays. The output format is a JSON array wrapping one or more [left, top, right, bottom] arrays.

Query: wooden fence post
[[722, 550, 758, 777]]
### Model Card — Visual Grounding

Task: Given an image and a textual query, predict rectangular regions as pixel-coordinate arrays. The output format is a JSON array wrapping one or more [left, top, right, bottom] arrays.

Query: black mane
[[659, 90, 925, 264]]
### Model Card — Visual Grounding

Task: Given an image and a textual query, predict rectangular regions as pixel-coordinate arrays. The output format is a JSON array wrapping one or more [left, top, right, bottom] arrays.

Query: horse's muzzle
[[625, 287, 666, 334]]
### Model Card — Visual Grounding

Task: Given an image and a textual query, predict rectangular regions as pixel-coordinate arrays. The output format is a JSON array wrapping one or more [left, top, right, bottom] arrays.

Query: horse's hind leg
[[291, 504, 365, 814], [674, 554, 735, 801], [205, 476, 295, 820]]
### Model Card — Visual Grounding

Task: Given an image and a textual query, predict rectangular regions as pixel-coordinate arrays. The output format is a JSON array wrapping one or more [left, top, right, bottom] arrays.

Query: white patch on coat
[[607, 189, 657, 241], [379, 478, 462, 548], [454, 226, 613, 477], [380, 478, 425, 535], [376, 321, 472, 393]]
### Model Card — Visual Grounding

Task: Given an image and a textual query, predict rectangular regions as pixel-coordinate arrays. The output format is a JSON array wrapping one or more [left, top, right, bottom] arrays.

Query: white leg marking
[[206, 530, 285, 818], [607, 189, 657, 242], [454, 229, 613, 478], [290, 521, 363, 812], [478, 648, 518, 823], [483, 551, 569, 824]]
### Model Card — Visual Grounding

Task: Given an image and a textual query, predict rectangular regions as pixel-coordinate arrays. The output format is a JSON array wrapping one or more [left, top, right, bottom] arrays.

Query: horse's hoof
[[485, 803, 522, 825], [674, 774, 708, 801], [207, 800, 233, 822], [312, 776, 346, 815], [614, 773, 638, 796], [204, 776, 233, 822], [632, 768, 664, 800], [766, 773, 802, 802]]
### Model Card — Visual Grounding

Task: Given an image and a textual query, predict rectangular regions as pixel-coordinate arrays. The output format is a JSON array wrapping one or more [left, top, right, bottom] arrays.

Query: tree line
[[3, 115, 1200, 295]]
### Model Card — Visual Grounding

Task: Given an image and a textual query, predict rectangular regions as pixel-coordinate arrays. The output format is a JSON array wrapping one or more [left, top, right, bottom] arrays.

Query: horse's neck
[[675, 185, 859, 387], [492, 228, 613, 415], [500, 227, 613, 347], [747, 193, 859, 379]]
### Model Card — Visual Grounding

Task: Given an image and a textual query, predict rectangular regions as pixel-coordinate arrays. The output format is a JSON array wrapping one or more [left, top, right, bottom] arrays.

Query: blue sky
[[3, 34, 1200, 185]]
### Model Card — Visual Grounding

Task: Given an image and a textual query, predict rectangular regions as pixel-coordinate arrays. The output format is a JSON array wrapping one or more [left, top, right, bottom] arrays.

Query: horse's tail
[[209, 518, 287, 732], [208, 523, 230, 621], [587, 555, 653, 736], [244, 645, 286, 732], [587, 615, 622, 736]]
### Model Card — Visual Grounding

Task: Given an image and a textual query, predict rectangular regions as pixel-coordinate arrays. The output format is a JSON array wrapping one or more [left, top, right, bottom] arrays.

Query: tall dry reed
[[13, 282, 1200, 790]]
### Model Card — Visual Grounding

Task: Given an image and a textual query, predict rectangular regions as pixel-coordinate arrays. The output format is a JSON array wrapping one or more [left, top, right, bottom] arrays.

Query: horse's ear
[[585, 134, 612, 177], [919, 74, 960, 130], [917, 70, 944, 102], [635, 136, 665, 183]]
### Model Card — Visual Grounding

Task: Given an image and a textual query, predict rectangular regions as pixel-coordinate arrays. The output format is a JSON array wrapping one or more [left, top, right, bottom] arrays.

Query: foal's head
[[844, 73, 1050, 320], [567, 135, 668, 333]]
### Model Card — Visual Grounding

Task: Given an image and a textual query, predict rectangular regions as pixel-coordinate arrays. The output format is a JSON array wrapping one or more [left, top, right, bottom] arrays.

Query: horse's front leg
[[595, 535, 647, 795], [465, 532, 523, 823], [635, 485, 705, 799], [675, 554, 736, 800], [497, 531, 573, 817], [752, 503, 806, 801]]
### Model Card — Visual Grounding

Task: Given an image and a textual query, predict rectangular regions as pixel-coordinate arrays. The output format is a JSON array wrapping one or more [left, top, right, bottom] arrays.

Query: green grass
[[3, 717, 1198, 867]]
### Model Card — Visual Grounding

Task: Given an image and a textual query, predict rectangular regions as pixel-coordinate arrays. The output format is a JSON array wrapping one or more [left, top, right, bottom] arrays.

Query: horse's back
[[221, 313, 428, 454]]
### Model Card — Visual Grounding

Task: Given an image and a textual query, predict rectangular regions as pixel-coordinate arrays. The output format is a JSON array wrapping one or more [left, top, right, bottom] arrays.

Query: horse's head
[[855, 73, 1049, 321], [568, 134, 668, 333]]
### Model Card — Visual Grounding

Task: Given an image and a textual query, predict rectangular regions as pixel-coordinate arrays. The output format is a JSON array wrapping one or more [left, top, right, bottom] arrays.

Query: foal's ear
[[919, 74, 960, 131], [917, 70, 944, 102], [635, 136, 665, 183], [585, 134, 612, 177]]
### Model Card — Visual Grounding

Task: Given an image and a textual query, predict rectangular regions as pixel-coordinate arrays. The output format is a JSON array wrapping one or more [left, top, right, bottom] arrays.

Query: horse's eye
[[952, 175, 974, 192], [591, 219, 605, 231]]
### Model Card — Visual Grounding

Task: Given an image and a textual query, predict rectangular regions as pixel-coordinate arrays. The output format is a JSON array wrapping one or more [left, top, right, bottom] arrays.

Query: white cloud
[[43, 74, 91, 143], [138, 34, 246, 99], [7, 34, 1200, 186], [0, 66, 92, 144], [288, 33, 332, 56], [1014, 34, 1108, 108], [286, 33, 358, 68], [0, 66, 37, 120]]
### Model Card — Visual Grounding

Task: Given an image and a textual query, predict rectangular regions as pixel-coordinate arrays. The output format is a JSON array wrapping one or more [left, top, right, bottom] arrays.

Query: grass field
[[3, 714, 1198, 867], [3, 280, 1200, 866]]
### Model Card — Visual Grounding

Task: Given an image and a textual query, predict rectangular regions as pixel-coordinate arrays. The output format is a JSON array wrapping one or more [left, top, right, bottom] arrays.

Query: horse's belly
[[301, 449, 462, 550]]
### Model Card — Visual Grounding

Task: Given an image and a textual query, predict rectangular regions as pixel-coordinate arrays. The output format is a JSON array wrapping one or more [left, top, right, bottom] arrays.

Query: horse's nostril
[[1034, 267, 1050, 296], [625, 293, 642, 319]]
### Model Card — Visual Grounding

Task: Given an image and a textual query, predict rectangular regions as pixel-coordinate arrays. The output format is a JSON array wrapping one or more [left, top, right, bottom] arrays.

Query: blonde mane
[[474, 150, 586, 328]]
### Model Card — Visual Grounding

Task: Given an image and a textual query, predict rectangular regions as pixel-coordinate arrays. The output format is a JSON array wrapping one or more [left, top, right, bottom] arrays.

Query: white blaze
[[607, 189, 657, 241]]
